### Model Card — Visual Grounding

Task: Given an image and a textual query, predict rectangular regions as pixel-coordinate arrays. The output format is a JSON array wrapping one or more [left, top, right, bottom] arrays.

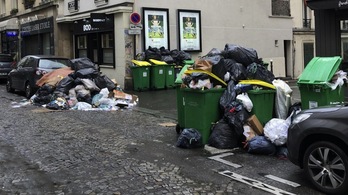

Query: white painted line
[[264, 174, 301, 188], [208, 153, 242, 168], [219, 170, 296, 195]]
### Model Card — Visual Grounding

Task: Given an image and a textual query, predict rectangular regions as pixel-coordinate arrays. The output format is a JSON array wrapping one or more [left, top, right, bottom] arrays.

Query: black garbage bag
[[94, 75, 117, 91], [208, 119, 243, 149], [247, 136, 276, 155], [170, 49, 192, 65], [135, 52, 146, 61], [33, 95, 53, 105], [160, 47, 171, 55], [196, 54, 227, 87], [223, 101, 250, 134], [223, 44, 261, 66], [74, 67, 99, 79], [182, 73, 210, 87], [54, 75, 75, 95], [161, 55, 175, 64], [219, 81, 241, 110], [207, 48, 222, 56], [145, 46, 162, 61], [176, 128, 203, 149], [223, 59, 247, 82], [246, 63, 275, 84], [71, 58, 98, 71]]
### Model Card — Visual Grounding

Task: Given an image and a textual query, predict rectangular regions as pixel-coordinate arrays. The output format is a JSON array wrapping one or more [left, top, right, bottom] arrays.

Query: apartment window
[[101, 32, 114, 64], [303, 42, 314, 67], [272, 0, 290, 16]]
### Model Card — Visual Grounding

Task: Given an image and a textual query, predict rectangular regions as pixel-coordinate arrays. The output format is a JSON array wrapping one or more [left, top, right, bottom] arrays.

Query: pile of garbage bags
[[136, 46, 192, 65], [176, 43, 296, 158], [30, 58, 138, 111]]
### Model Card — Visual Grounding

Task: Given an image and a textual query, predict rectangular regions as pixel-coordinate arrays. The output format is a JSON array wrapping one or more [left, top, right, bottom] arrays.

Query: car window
[[24, 57, 36, 68], [16, 57, 28, 68], [0, 55, 12, 62], [39, 59, 71, 69]]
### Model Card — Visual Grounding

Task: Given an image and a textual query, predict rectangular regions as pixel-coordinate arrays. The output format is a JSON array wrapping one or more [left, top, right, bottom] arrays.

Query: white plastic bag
[[237, 93, 253, 112], [263, 117, 291, 146], [326, 70, 347, 90], [272, 79, 292, 119]]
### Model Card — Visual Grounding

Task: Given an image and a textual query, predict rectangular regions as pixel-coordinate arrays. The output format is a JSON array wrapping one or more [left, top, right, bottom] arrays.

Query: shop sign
[[6, 30, 18, 37], [20, 17, 53, 36], [339, 0, 348, 8]]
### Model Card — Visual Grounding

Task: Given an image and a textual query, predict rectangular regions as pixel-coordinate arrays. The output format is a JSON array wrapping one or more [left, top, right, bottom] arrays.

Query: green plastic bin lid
[[183, 60, 194, 65], [297, 56, 342, 85], [175, 65, 191, 84]]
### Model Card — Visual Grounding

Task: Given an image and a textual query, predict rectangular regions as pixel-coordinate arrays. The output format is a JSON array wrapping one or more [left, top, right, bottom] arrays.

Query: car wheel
[[25, 82, 33, 99], [303, 141, 348, 195], [6, 79, 14, 93]]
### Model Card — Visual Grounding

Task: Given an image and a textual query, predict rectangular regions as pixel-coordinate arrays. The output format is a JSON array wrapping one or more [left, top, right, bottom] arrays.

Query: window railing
[[303, 19, 311, 29], [23, 0, 35, 9]]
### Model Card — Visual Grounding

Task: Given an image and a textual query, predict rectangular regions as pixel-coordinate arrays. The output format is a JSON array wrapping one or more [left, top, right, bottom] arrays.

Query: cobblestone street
[[0, 92, 246, 195]]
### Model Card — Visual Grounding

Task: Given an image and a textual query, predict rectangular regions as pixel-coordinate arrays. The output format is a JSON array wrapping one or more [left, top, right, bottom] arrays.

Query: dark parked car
[[287, 105, 348, 195], [0, 53, 15, 80], [6, 55, 73, 98]]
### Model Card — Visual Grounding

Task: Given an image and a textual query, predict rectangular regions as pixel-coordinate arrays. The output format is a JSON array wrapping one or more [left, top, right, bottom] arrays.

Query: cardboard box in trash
[[246, 115, 264, 135]]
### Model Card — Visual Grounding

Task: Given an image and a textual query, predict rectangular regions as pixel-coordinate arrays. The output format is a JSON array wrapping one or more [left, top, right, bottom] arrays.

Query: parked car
[[0, 53, 15, 80], [287, 105, 348, 195], [6, 55, 73, 98]]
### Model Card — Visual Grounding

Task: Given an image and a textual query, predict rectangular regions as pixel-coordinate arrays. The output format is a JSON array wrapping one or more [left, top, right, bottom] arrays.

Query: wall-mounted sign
[[130, 24, 143, 30], [130, 12, 141, 24], [68, 0, 78, 13]]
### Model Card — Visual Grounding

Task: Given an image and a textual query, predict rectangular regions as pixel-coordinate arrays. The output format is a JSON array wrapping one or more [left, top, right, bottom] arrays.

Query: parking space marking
[[208, 152, 242, 168], [262, 174, 301, 188], [219, 170, 296, 195]]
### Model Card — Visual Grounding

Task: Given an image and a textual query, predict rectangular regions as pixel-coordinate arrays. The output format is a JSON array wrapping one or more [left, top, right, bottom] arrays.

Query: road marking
[[262, 174, 301, 188], [208, 153, 242, 168], [219, 170, 296, 195]]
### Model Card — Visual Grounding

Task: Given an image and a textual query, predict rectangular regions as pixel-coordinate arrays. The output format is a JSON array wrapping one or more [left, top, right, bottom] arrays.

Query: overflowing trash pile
[[176, 43, 296, 158], [30, 58, 138, 111], [136, 46, 192, 65]]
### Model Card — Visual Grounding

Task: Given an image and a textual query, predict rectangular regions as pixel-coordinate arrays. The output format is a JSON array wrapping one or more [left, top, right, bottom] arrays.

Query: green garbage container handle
[[184, 69, 227, 86]]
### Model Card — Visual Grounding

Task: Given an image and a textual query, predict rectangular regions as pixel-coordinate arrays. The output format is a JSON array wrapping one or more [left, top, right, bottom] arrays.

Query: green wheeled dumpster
[[297, 56, 345, 109], [165, 64, 175, 89], [130, 66, 150, 91], [174, 65, 191, 134], [247, 89, 276, 125], [181, 88, 225, 144], [150, 65, 166, 89]]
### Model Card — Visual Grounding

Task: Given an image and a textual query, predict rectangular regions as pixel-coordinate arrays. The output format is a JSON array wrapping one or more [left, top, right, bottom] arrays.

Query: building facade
[[0, 0, 294, 90]]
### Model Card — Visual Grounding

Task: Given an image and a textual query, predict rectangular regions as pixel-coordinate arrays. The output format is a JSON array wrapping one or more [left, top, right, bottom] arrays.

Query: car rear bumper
[[0, 69, 11, 79]]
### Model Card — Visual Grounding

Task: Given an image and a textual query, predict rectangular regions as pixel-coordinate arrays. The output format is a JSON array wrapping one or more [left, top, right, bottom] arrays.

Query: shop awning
[[0, 18, 18, 31], [306, 0, 348, 10], [56, 6, 132, 23]]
